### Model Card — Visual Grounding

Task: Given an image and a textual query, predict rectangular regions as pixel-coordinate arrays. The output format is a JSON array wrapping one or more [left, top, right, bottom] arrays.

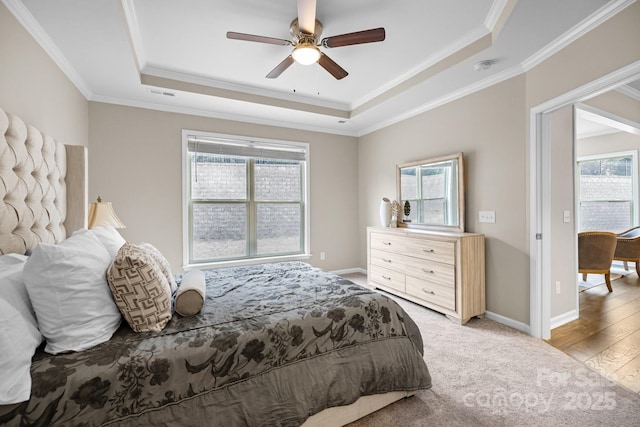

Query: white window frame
[[181, 129, 311, 270], [575, 149, 638, 232]]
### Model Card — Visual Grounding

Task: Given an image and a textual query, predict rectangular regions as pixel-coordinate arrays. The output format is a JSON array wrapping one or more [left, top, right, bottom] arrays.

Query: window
[[183, 131, 309, 266], [577, 151, 637, 233]]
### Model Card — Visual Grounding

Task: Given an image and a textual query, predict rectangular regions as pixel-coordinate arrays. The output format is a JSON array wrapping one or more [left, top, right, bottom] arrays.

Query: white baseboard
[[330, 267, 367, 275], [484, 311, 531, 335], [550, 309, 579, 329]]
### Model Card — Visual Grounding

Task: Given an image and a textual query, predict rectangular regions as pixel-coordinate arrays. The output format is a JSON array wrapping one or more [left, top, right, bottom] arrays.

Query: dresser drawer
[[405, 256, 455, 288], [370, 232, 406, 253], [406, 275, 455, 310], [370, 248, 406, 273], [370, 265, 405, 292], [404, 237, 454, 264]]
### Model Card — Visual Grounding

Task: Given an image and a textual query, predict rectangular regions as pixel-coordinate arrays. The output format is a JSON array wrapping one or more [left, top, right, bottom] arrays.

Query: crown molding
[[521, 0, 636, 71], [616, 84, 640, 102], [2, 0, 92, 99]]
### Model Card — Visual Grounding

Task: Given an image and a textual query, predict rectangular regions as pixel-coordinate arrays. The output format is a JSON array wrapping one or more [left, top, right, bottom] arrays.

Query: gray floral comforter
[[0, 262, 431, 427]]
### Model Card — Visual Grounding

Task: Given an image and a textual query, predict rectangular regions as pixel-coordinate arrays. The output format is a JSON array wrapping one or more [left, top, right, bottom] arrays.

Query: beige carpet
[[340, 273, 640, 427]]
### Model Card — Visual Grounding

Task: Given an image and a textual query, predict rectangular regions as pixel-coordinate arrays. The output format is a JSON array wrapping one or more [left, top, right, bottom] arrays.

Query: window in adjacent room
[[577, 150, 637, 233], [182, 131, 309, 266]]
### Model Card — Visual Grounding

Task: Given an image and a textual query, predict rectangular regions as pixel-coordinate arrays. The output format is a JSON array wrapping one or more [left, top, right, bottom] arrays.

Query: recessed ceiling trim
[[90, 94, 358, 137], [577, 103, 640, 136], [485, 0, 518, 39], [521, 0, 636, 71], [2, 0, 92, 99], [120, 0, 146, 71], [352, 31, 493, 117], [141, 66, 350, 112], [140, 74, 350, 119], [357, 64, 525, 137], [351, 1, 518, 113]]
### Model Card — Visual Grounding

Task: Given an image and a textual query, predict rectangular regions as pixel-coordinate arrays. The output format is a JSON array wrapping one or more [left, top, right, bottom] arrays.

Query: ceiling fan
[[226, 0, 385, 80]]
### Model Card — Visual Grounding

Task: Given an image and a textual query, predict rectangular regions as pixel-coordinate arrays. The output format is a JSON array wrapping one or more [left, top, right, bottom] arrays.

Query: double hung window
[[183, 132, 309, 265], [577, 151, 637, 233]]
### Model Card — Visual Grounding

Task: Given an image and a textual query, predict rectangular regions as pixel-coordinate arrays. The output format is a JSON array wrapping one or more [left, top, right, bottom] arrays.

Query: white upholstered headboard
[[0, 107, 87, 255]]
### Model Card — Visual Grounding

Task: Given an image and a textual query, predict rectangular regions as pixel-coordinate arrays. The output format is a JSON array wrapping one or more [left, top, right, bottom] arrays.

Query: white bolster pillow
[[175, 269, 206, 316]]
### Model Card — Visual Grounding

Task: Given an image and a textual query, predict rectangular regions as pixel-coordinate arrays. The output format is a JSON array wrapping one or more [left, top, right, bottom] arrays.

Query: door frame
[[529, 60, 640, 339]]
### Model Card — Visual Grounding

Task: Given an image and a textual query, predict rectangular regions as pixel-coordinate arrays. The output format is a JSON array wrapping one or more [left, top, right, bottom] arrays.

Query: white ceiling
[[6, 0, 637, 136]]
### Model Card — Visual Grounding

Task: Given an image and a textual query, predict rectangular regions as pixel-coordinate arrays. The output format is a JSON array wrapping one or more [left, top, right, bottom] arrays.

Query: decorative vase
[[380, 198, 392, 227]]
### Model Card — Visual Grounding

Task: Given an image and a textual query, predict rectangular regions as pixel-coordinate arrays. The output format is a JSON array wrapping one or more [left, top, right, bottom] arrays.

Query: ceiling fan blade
[[321, 27, 386, 48], [227, 31, 291, 46], [318, 53, 348, 80], [297, 0, 317, 34], [266, 55, 295, 78]]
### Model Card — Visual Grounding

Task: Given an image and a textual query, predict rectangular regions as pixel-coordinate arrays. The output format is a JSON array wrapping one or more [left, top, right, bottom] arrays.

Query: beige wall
[[549, 106, 577, 319], [0, 3, 88, 146], [525, 1, 640, 110], [359, 75, 530, 323], [584, 90, 640, 126], [578, 132, 640, 158], [88, 102, 359, 273], [359, 2, 640, 326]]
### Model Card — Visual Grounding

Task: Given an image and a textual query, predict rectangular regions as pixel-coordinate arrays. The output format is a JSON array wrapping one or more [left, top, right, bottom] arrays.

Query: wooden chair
[[578, 231, 617, 292], [614, 225, 640, 276]]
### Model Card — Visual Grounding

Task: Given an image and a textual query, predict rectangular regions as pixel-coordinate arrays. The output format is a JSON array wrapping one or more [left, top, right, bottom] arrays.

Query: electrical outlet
[[320, 252, 326, 260], [479, 211, 496, 223], [555, 281, 561, 294]]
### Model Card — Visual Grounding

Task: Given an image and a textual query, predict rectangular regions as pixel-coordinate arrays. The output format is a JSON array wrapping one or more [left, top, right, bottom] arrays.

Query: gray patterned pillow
[[107, 243, 172, 333], [139, 242, 178, 294]]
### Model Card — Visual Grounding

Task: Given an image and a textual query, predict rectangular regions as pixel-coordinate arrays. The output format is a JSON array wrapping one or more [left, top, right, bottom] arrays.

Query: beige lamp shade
[[88, 196, 126, 229]]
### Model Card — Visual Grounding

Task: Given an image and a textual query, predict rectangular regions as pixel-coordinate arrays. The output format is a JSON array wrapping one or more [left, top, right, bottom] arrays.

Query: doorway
[[529, 62, 640, 340]]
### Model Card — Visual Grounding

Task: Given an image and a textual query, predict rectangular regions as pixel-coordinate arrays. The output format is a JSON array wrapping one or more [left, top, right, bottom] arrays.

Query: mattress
[[1, 262, 431, 427]]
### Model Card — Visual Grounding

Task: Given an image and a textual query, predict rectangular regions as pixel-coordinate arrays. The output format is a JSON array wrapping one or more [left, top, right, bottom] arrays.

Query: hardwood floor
[[547, 268, 640, 393]]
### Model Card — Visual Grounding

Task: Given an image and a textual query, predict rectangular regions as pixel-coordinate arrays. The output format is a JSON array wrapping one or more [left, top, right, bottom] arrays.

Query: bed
[[0, 107, 431, 426]]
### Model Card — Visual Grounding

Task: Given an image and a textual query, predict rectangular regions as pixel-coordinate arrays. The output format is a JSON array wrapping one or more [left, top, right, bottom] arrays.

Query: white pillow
[[0, 299, 42, 404], [23, 230, 122, 354], [0, 254, 36, 321], [73, 226, 126, 259], [0, 256, 43, 405]]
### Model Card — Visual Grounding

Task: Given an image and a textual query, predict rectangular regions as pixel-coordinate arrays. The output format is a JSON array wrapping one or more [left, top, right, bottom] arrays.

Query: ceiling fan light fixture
[[292, 43, 320, 65]]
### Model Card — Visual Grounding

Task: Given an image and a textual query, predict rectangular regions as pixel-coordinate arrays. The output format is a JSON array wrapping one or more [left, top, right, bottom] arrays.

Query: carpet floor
[[341, 274, 640, 427]]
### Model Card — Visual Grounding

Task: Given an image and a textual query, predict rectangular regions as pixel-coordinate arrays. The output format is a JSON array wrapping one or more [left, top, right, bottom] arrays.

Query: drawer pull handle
[[422, 269, 435, 274], [383, 241, 392, 246], [382, 275, 391, 280], [422, 288, 435, 295], [423, 249, 435, 253], [383, 258, 392, 263]]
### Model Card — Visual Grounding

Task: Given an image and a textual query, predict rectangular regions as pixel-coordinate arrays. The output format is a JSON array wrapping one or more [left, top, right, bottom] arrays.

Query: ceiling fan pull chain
[[293, 62, 298, 93]]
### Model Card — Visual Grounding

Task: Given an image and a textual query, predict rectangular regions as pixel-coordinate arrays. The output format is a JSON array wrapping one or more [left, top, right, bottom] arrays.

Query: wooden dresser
[[367, 227, 485, 324]]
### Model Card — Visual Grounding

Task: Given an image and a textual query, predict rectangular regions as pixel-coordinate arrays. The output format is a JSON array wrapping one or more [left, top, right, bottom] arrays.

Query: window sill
[[183, 253, 311, 272]]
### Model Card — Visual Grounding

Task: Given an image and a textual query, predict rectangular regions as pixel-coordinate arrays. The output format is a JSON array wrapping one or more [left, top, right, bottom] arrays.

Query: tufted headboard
[[0, 107, 87, 255]]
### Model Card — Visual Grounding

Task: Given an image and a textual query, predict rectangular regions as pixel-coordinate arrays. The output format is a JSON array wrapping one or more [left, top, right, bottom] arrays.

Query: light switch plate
[[479, 211, 496, 223], [563, 210, 571, 223]]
